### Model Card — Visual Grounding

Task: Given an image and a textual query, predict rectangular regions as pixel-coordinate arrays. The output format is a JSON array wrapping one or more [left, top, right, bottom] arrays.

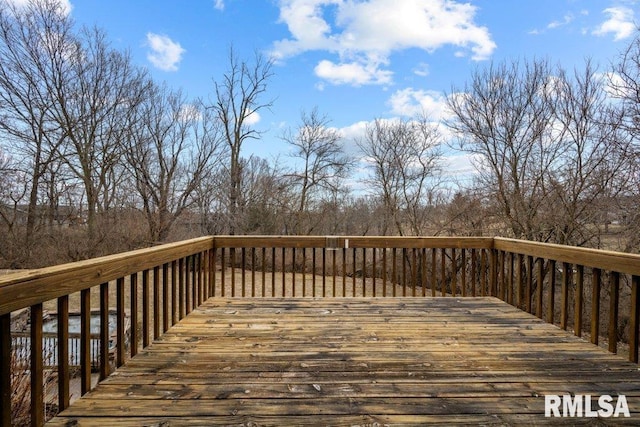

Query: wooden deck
[[48, 297, 640, 425]]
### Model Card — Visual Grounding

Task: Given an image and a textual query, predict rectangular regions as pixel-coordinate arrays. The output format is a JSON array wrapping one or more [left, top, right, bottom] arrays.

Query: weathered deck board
[[49, 297, 640, 425]]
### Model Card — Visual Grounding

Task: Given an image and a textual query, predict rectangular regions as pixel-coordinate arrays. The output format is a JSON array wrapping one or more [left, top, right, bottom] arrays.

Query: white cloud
[[593, 7, 636, 41], [272, 0, 496, 87], [547, 13, 574, 29], [213, 0, 224, 11], [597, 71, 630, 98], [146, 33, 185, 72], [413, 63, 430, 77], [337, 120, 368, 140], [314, 59, 393, 86], [443, 153, 479, 178], [244, 110, 261, 126], [388, 88, 451, 120]]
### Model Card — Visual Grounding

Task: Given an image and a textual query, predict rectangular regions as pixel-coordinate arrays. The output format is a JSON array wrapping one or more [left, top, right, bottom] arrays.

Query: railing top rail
[[494, 237, 640, 276], [0, 236, 213, 316], [212, 235, 495, 249], [3, 234, 640, 316]]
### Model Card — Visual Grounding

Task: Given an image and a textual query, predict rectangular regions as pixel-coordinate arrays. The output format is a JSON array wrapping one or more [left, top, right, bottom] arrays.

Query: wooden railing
[[0, 236, 213, 426], [493, 237, 640, 363], [1, 235, 639, 426]]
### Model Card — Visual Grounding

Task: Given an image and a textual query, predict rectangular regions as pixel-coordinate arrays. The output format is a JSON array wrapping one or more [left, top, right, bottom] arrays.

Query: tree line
[[1, 0, 639, 269]]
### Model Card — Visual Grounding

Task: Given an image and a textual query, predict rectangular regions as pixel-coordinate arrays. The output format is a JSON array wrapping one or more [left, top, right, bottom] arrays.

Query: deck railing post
[[1, 313, 11, 427], [489, 248, 497, 297], [57, 296, 70, 411], [630, 275, 639, 363]]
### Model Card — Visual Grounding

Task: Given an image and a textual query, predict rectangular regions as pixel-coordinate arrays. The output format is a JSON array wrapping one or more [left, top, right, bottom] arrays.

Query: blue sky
[[17, 0, 640, 176]]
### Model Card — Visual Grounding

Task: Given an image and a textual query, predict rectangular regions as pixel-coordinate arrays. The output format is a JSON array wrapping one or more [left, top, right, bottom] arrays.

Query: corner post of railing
[[630, 275, 639, 363], [0, 312, 11, 427]]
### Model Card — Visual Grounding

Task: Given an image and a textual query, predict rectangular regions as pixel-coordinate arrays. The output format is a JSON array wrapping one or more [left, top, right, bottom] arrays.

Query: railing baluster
[[99, 282, 109, 381], [392, 248, 397, 297], [411, 249, 417, 297], [230, 250, 236, 298], [130, 273, 138, 357], [383, 249, 388, 297], [547, 260, 556, 325], [142, 270, 150, 348], [561, 263, 570, 330], [373, 248, 377, 297], [536, 259, 544, 318], [431, 248, 437, 297], [471, 249, 477, 297], [511, 253, 517, 305], [186, 257, 192, 313], [332, 248, 337, 297], [525, 256, 533, 313], [242, 248, 246, 298], [441, 248, 446, 297], [498, 251, 505, 300], [30, 303, 43, 427], [163, 263, 169, 333], [421, 248, 427, 297], [608, 271, 620, 354], [311, 248, 316, 298], [221, 249, 226, 298], [322, 248, 326, 297], [251, 248, 256, 297], [352, 248, 356, 297], [261, 248, 266, 297], [116, 277, 125, 368], [179, 258, 185, 319], [171, 260, 178, 325], [516, 254, 523, 309], [282, 248, 286, 297], [57, 295, 70, 411], [591, 268, 601, 345], [451, 248, 457, 297], [153, 266, 160, 339], [303, 248, 307, 297], [362, 248, 367, 297], [80, 288, 91, 395], [461, 249, 466, 298], [342, 248, 347, 297], [271, 248, 276, 297], [292, 248, 296, 297], [193, 253, 199, 307], [574, 265, 584, 337]]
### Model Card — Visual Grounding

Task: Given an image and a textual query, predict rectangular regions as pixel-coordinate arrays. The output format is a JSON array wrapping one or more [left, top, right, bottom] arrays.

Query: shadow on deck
[[49, 297, 640, 425]]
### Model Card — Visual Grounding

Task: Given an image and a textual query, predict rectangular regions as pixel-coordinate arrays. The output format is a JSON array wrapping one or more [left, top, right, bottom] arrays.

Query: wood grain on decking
[[49, 297, 640, 426]]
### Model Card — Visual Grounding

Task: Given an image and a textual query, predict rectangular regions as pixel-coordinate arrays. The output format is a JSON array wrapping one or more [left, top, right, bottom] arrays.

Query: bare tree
[[281, 108, 352, 234], [609, 30, 640, 141], [446, 59, 562, 241], [0, 0, 72, 245], [52, 26, 149, 245], [546, 60, 631, 246], [608, 31, 640, 250], [357, 116, 443, 236], [126, 84, 223, 243], [209, 48, 274, 234]]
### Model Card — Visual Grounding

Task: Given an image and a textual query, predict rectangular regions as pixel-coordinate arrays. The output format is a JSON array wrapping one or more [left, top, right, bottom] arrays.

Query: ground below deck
[[49, 297, 640, 425]]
